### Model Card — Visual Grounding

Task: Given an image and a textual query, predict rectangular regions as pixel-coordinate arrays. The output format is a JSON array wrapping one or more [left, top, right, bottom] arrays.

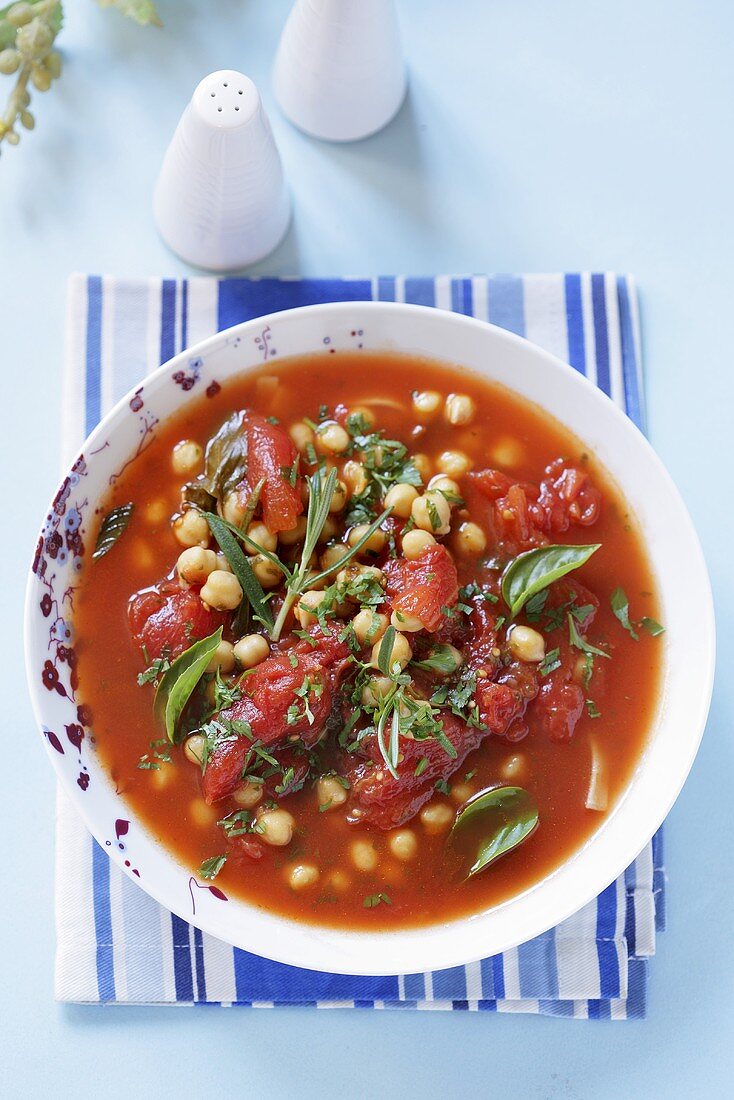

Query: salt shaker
[[273, 0, 407, 142], [153, 70, 290, 271]]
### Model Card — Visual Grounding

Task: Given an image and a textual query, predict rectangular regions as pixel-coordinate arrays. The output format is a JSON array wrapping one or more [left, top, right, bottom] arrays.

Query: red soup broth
[[73, 351, 663, 930]]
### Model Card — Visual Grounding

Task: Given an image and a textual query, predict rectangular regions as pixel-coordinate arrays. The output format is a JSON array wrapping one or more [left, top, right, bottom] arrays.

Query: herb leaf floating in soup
[[501, 543, 601, 618], [154, 627, 223, 742], [92, 502, 134, 559], [449, 786, 539, 879], [73, 352, 665, 929]]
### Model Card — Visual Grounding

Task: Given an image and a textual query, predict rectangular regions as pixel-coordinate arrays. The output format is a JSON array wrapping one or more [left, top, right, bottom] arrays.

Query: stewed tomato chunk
[[128, 580, 226, 660], [382, 544, 459, 632], [243, 413, 304, 533], [202, 630, 350, 803]]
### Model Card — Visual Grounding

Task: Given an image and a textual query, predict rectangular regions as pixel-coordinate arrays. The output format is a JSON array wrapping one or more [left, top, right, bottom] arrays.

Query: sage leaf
[[199, 854, 227, 880], [205, 512, 274, 632], [640, 616, 665, 637], [93, 502, 134, 559], [450, 785, 538, 879], [377, 625, 397, 675], [155, 628, 223, 743], [501, 543, 601, 617]]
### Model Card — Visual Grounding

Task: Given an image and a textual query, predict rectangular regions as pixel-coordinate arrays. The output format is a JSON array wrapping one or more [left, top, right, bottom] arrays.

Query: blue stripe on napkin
[[57, 272, 661, 1018]]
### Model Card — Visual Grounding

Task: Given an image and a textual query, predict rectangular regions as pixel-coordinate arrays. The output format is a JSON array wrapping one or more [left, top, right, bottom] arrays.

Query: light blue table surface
[[2, 1, 731, 1096]]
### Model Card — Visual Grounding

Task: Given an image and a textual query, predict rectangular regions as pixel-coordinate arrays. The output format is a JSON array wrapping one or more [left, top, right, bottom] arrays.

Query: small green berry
[[20, 110, 34, 130], [6, 3, 34, 29], [30, 65, 51, 92], [0, 49, 21, 76], [17, 19, 54, 61], [5, 129, 20, 145], [45, 50, 62, 79]]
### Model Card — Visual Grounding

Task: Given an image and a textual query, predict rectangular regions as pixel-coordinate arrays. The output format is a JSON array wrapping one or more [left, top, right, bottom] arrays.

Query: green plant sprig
[[0, 0, 160, 153]]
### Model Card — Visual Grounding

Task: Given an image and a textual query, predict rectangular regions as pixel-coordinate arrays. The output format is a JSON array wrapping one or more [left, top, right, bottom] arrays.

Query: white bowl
[[24, 302, 715, 976]]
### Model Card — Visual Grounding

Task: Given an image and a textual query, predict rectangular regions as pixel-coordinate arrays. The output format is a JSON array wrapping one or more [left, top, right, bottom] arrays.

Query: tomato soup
[[73, 352, 663, 929]]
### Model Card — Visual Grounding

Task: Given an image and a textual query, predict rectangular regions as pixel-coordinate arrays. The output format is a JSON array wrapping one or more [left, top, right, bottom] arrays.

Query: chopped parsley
[[199, 854, 227, 880], [538, 647, 562, 676], [363, 892, 392, 908]]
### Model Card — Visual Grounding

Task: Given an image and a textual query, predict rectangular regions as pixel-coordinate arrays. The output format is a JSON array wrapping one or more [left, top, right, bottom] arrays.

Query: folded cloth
[[56, 273, 665, 1018]]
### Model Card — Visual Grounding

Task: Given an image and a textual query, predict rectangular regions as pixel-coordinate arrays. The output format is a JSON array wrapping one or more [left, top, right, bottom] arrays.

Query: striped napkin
[[57, 273, 665, 1018]]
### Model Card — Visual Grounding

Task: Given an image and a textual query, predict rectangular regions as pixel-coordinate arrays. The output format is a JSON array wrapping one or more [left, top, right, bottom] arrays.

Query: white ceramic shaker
[[273, 0, 407, 142], [154, 70, 290, 271]]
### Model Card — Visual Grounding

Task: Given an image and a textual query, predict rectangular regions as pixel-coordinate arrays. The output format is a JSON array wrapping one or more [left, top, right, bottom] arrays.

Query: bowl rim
[[24, 300, 716, 975]]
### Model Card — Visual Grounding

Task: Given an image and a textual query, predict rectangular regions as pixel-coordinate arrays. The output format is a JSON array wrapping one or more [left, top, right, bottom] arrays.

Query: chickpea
[[216, 552, 233, 573], [289, 422, 315, 453], [318, 516, 339, 543], [257, 808, 295, 847], [328, 870, 351, 893], [454, 521, 487, 555], [172, 439, 204, 476], [348, 524, 387, 553], [144, 499, 168, 526], [316, 774, 349, 810], [402, 529, 436, 560], [411, 490, 451, 535], [232, 780, 264, 808], [320, 542, 351, 572], [295, 590, 326, 628], [329, 480, 349, 514], [200, 570, 243, 611], [412, 453, 432, 482], [444, 393, 476, 427], [233, 633, 270, 668], [350, 839, 379, 873], [206, 639, 236, 674], [251, 555, 282, 588], [500, 753, 527, 781], [349, 404, 376, 427], [279, 516, 308, 547], [490, 437, 524, 469], [315, 422, 350, 455], [190, 798, 217, 827], [451, 782, 474, 804], [342, 459, 368, 496], [177, 546, 218, 585], [508, 624, 546, 663], [172, 509, 211, 548], [419, 801, 454, 834], [436, 450, 473, 479], [184, 733, 206, 766], [246, 521, 277, 554], [412, 390, 443, 418], [388, 829, 418, 862], [428, 474, 461, 497], [337, 563, 384, 591], [370, 630, 412, 672], [384, 482, 419, 518], [390, 609, 424, 633], [222, 491, 247, 527], [352, 609, 389, 646], [361, 676, 394, 707], [287, 863, 320, 891]]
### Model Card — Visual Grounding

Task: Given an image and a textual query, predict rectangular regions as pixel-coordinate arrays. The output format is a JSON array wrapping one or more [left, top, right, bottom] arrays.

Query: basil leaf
[[153, 628, 223, 742], [201, 411, 249, 502], [610, 586, 639, 640], [501, 543, 601, 617], [450, 785, 539, 879], [92, 503, 134, 559], [205, 512, 274, 632], [640, 616, 665, 637]]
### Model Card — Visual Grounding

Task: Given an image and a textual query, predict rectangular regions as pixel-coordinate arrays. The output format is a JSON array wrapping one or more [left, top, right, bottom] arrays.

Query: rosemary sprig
[[271, 466, 339, 641]]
